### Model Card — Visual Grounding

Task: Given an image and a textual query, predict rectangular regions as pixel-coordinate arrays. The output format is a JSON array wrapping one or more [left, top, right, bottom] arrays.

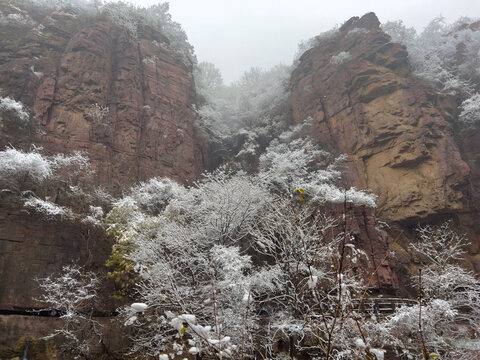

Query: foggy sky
[[130, 0, 480, 84]]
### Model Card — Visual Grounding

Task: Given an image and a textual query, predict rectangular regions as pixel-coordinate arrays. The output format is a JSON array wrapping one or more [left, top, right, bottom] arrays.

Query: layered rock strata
[[0, 2, 204, 189], [290, 12, 471, 224]]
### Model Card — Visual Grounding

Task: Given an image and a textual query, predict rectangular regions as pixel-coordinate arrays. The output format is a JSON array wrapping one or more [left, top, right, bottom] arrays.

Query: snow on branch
[[36, 265, 102, 359], [459, 93, 480, 125], [24, 197, 75, 219], [0, 147, 53, 184]]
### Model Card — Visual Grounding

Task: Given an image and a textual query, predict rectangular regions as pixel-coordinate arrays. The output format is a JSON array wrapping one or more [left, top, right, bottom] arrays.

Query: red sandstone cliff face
[[290, 12, 480, 281], [0, 2, 204, 189], [323, 203, 398, 291], [290, 13, 471, 224]]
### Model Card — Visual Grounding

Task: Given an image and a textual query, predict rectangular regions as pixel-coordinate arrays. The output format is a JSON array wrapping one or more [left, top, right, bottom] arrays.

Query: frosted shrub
[[0, 97, 29, 122], [85, 103, 109, 122], [130, 177, 184, 215], [295, 28, 340, 60], [51, 151, 91, 182], [459, 93, 480, 124], [84, 205, 104, 226], [330, 51, 352, 65], [24, 197, 74, 219], [0, 147, 92, 189], [0, 96, 29, 128], [0, 147, 53, 186], [2, 11, 35, 26], [0, 146, 111, 225], [386, 222, 480, 359], [310, 183, 377, 207]]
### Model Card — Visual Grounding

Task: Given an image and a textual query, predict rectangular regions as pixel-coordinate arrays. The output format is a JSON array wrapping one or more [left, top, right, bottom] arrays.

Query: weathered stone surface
[[290, 12, 471, 223], [323, 203, 398, 290], [0, 197, 111, 311], [0, 315, 128, 360], [0, 3, 204, 190]]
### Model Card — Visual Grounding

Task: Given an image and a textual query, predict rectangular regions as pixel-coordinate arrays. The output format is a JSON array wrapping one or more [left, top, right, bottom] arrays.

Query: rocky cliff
[[0, 1, 204, 189], [290, 13, 480, 277]]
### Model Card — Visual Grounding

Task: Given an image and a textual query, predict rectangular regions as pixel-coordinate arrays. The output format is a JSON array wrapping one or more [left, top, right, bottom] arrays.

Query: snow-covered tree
[[386, 222, 480, 360], [36, 265, 102, 359], [258, 136, 377, 207], [248, 198, 385, 359], [194, 61, 224, 100], [383, 17, 480, 96], [105, 151, 381, 358], [0, 146, 110, 224], [459, 93, 480, 125], [194, 63, 291, 144]]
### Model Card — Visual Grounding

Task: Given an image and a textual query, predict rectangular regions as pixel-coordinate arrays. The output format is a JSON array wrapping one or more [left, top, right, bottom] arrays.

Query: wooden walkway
[[352, 297, 418, 315]]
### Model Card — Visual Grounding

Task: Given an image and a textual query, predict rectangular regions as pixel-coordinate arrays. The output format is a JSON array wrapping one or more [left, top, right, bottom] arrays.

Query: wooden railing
[[352, 297, 418, 315]]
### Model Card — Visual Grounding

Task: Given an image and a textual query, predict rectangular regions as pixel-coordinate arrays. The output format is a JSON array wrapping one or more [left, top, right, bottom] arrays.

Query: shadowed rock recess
[[1, 5, 479, 359]]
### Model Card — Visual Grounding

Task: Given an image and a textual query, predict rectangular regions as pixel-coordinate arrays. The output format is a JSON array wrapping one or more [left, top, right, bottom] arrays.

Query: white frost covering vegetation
[[194, 62, 291, 140], [383, 222, 480, 359], [104, 162, 480, 359], [129, 177, 184, 215], [381, 17, 480, 129], [0, 147, 92, 193], [108, 151, 380, 357], [330, 51, 352, 65], [36, 265, 101, 359], [0, 147, 91, 185], [0, 96, 29, 123], [459, 93, 480, 124], [383, 17, 480, 129], [0, 146, 110, 224], [295, 27, 340, 60], [259, 137, 377, 207], [0, 10, 35, 26], [24, 197, 74, 219], [5, 0, 193, 64], [0, 147, 53, 183]]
